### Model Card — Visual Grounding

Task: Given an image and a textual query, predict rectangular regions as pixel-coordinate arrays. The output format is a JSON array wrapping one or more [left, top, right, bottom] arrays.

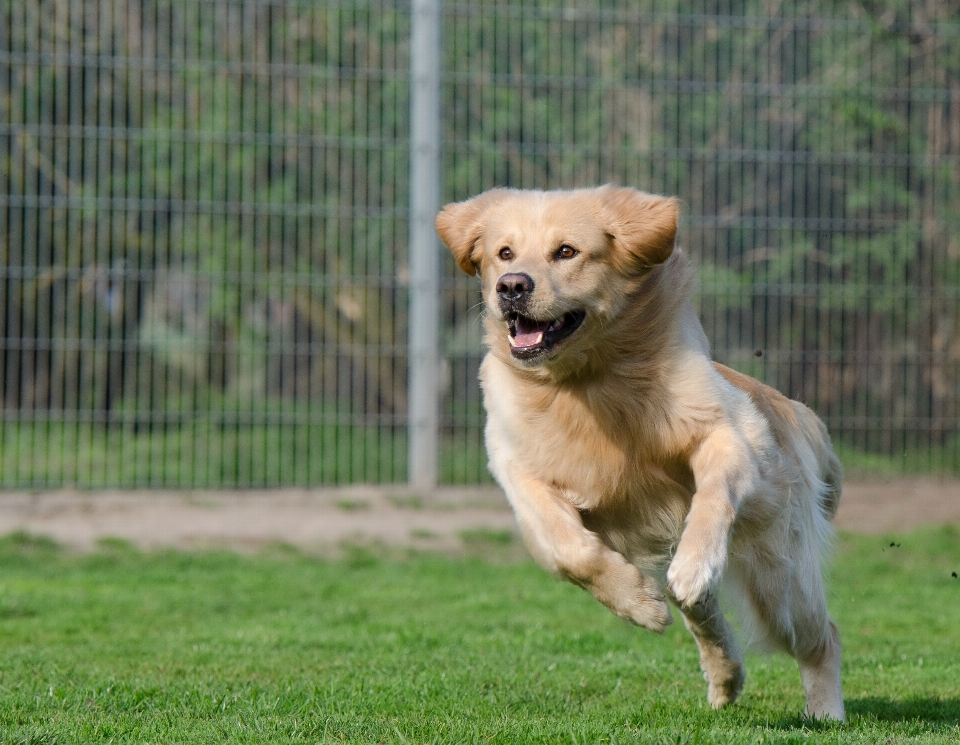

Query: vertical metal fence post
[[408, 0, 442, 490]]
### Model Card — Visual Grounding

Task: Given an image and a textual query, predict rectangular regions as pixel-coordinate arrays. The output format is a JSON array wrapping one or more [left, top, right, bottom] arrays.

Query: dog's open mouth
[[506, 309, 586, 359]]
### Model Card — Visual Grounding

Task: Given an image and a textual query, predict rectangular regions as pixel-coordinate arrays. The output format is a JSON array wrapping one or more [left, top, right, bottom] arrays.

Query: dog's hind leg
[[735, 548, 845, 721], [674, 592, 745, 709], [796, 619, 845, 721]]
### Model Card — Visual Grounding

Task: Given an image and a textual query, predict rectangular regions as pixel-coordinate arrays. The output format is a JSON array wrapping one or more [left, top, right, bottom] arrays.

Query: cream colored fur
[[436, 186, 845, 721]]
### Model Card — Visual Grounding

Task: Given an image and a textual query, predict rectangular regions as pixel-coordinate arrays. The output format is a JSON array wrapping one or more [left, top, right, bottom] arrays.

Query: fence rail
[[2, 0, 959, 488]]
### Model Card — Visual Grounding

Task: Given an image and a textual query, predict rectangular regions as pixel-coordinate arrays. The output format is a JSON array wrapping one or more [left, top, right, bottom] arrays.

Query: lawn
[[0, 420, 491, 489], [5, 420, 960, 491], [0, 527, 958, 744]]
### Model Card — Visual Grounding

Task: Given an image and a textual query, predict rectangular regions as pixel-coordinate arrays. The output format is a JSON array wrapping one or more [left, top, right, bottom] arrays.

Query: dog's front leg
[[667, 428, 759, 608], [501, 467, 672, 633]]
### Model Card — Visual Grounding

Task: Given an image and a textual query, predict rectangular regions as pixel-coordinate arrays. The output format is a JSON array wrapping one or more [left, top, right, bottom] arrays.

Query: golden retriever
[[435, 186, 845, 721]]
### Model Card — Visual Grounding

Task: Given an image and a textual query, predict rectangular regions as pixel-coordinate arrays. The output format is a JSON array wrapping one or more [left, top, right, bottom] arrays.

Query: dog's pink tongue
[[513, 318, 550, 347]]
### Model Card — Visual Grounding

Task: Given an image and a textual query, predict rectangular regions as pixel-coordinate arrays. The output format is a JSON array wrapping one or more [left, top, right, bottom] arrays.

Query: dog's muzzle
[[505, 309, 586, 360]]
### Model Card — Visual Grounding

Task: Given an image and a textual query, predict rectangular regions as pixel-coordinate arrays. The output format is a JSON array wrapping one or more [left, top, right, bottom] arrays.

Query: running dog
[[435, 186, 845, 720]]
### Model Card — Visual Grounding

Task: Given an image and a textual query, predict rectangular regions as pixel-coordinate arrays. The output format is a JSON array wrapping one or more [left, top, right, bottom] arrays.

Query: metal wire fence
[[2, 0, 959, 488]]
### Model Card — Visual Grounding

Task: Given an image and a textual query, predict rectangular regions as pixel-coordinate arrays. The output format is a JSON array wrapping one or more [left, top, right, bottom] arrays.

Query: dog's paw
[[610, 569, 673, 633], [632, 595, 673, 634], [666, 544, 725, 608], [615, 590, 673, 633], [706, 664, 746, 709]]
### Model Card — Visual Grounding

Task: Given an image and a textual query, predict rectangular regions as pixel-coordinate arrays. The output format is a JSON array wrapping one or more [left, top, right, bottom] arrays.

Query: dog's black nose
[[496, 273, 534, 302]]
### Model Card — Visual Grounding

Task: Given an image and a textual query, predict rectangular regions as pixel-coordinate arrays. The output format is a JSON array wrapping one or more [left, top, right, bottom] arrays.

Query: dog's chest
[[482, 364, 693, 511], [524, 413, 629, 508]]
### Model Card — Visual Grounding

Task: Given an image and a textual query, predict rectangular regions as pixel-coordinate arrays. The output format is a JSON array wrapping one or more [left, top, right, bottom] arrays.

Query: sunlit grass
[[6, 414, 959, 491], [0, 527, 957, 743]]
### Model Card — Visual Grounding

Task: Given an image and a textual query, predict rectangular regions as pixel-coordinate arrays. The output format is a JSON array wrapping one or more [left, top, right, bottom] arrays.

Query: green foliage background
[[2, 0, 959, 485]]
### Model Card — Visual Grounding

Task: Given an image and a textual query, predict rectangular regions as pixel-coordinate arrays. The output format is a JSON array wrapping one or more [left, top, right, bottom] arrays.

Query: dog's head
[[436, 186, 679, 369]]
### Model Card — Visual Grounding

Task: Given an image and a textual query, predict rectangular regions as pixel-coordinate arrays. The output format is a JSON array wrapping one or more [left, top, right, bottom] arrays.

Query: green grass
[[0, 419, 408, 488], [0, 528, 958, 743], [0, 420, 493, 488], [834, 439, 960, 480], [5, 418, 960, 490]]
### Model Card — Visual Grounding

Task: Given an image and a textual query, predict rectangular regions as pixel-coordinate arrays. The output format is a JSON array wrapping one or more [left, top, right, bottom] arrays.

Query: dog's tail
[[817, 443, 843, 521], [820, 446, 843, 520], [794, 403, 843, 520]]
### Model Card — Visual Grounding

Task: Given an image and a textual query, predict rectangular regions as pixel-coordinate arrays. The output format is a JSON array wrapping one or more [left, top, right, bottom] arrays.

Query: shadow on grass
[[759, 697, 960, 735], [846, 696, 960, 725]]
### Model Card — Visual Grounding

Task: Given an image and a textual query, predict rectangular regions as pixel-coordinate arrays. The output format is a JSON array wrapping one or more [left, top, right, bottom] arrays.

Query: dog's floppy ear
[[435, 189, 511, 276], [597, 186, 679, 273]]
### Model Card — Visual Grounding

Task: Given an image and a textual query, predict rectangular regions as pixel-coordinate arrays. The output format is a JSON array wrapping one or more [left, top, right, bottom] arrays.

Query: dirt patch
[[0, 487, 515, 553], [1, 479, 957, 552], [833, 479, 960, 534]]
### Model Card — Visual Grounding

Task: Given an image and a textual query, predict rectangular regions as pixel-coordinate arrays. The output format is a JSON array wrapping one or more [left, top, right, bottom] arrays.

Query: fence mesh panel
[[2, 0, 411, 487], [2, 1, 959, 488]]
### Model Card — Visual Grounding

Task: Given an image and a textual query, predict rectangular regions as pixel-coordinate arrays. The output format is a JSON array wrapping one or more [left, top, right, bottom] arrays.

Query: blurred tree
[[1, 0, 957, 478]]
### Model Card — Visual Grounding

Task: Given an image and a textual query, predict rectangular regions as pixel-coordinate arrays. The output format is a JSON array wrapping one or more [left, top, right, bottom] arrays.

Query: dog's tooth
[[508, 336, 516, 347], [535, 332, 543, 344]]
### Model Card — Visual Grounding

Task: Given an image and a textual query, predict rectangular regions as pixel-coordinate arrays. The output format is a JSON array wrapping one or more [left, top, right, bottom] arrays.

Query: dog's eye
[[498, 246, 513, 261], [556, 245, 578, 260]]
